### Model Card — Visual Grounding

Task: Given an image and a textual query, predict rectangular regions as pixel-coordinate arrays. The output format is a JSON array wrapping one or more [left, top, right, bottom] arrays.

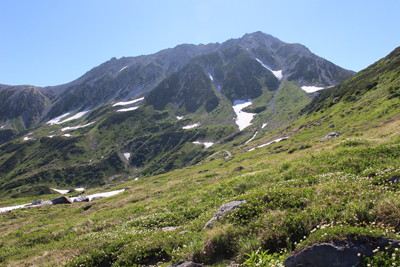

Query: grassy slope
[[1, 65, 400, 266]]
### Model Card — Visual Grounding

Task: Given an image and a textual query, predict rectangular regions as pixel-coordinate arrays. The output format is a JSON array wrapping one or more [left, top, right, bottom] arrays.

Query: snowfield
[[255, 58, 283, 80], [176, 116, 184, 120], [47, 110, 90, 125], [0, 189, 125, 213], [62, 134, 72, 137], [233, 100, 255, 131], [245, 131, 258, 144], [123, 153, 131, 160], [193, 141, 214, 148], [262, 122, 268, 129], [182, 123, 200, 129], [61, 121, 96, 132], [247, 137, 288, 152], [301, 86, 325, 93], [113, 97, 144, 107], [119, 66, 128, 73], [116, 106, 140, 112], [208, 73, 213, 81]]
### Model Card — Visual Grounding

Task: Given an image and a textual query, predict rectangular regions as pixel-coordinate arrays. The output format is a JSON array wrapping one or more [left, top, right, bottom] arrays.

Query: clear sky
[[1, 0, 399, 87]]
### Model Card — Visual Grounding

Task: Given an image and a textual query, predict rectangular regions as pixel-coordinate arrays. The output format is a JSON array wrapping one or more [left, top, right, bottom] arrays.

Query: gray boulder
[[321, 132, 342, 142], [51, 196, 73, 205], [73, 196, 90, 203], [203, 200, 246, 230], [25, 199, 53, 207], [285, 237, 400, 267]]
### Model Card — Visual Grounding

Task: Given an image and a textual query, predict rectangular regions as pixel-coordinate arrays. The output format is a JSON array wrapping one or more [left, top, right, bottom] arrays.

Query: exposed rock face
[[285, 238, 400, 267], [73, 196, 89, 203], [321, 132, 342, 141], [166, 260, 204, 267], [203, 200, 246, 230]]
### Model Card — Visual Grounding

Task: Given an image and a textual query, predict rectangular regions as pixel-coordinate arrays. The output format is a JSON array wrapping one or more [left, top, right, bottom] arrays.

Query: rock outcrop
[[321, 132, 342, 142], [285, 237, 400, 267], [167, 260, 204, 267], [203, 200, 246, 230]]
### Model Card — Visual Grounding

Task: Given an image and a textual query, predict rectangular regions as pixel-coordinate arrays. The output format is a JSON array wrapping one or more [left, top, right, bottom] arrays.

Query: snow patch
[[233, 100, 255, 131], [245, 131, 258, 144], [75, 188, 85, 191], [123, 153, 131, 160], [0, 204, 27, 213], [47, 112, 71, 125], [61, 121, 96, 132], [52, 188, 70, 194], [193, 141, 214, 148], [247, 137, 288, 152], [255, 58, 282, 80], [208, 73, 213, 81], [176, 116, 184, 120], [119, 66, 128, 73], [62, 134, 72, 137], [116, 106, 140, 112], [301, 86, 325, 93], [262, 122, 268, 129], [113, 97, 144, 107], [48, 110, 90, 125], [182, 123, 200, 129], [84, 189, 125, 202], [48, 135, 55, 138]]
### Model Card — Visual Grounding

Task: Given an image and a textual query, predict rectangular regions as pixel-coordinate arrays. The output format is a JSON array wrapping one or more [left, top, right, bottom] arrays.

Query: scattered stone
[[235, 166, 244, 171], [167, 260, 204, 267], [321, 132, 342, 142], [161, 226, 178, 232], [198, 170, 209, 173], [83, 204, 92, 211], [385, 110, 388, 113], [25, 199, 52, 207], [389, 176, 400, 184], [285, 237, 400, 267], [378, 115, 382, 118], [73, 196, 89, 203], [125, 186, 133, 190], [354, 97, 362, 103], [300, 145, 304, 149], [329, 124, 335, 128], [153, 181, 160, 184], [51, 196, 73, 205], [203, 200, 247, 230], [366, 173, 376, 178]]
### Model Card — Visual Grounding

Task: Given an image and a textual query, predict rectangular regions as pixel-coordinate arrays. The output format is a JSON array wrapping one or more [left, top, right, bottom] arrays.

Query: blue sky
[[1, 0, 399, 87]]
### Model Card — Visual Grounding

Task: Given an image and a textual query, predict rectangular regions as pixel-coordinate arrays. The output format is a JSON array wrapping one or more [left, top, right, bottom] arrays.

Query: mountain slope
[[0, 32, 356, 196]]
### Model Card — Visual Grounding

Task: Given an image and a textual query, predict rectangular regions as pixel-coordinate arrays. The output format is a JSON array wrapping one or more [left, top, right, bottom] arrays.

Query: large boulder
[[285, 237, 400, 267], [25, 199, 53, 207], [203, 200, 246, 230], [73, 196, 90, 203], [321, 132, 342, 142], [51, 196, 73, 205]]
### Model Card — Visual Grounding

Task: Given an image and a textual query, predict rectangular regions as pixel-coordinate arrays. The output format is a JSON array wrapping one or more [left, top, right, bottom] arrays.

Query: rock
[[83, 204, 92, 210], [25, 199, 52, 207], [329, 124, 335, 128], [125, 186, 133, 190], [178, 230, 189, 235], [389, 176, 400, 184], [321, 132, 342, 142], [203, 200, 247, 230], [51, 196, 73, 205], [385, 110, 388, 113], [90, 196, 105, 201], [300, 145, 304, 149], [235, 166, 244, 171], [73, 196, 89, 203], [166, 260, 204, 267], [354, 97, 362, 103], [378, 114, 382, 118], [285, 238, 400, 267]]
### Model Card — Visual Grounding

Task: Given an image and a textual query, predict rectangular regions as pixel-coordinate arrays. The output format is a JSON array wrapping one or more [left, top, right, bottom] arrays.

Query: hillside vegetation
[[0, 47, 399, 266]]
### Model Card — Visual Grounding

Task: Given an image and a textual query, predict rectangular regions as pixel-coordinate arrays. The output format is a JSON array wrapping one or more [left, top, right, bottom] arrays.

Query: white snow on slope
[[255, 58, 283, 80], [116, 106, 140, 112], [113, 97, 144, 107], [208, 73, 213, 81], [123, 153, 131, 160], [247, 137, 288, 152], [75, 188, 85, 191], [182, 123, 200, 129], [193, 141, 214, 148], [176, 116, 184, 120], [119, 66, 128, 73], [47, 112, 71, 125], [62, 134, 72, 137], [262, 122, 268, 129], [61, 121, 96, 132], [52, 188, 70, 194], [0, 189, 125, 213], [301, 86, 325, 93], [233, 100, 255, 131], [245, 131, 258, 144], [47, 110, 90, 125]]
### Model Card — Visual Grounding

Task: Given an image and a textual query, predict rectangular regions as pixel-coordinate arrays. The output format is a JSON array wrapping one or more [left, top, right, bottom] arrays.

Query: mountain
[[0, 45, 399, 267], [0, 32, 355, 196]]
